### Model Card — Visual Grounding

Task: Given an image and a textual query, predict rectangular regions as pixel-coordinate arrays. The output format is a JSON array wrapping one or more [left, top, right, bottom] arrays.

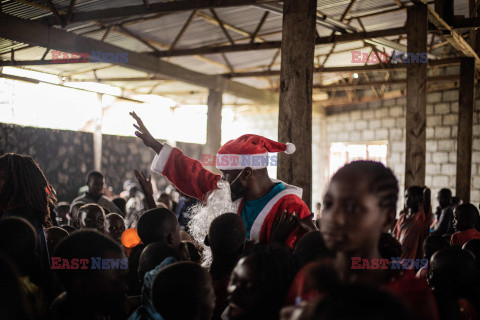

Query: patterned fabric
[[127, 257, 177, 320]]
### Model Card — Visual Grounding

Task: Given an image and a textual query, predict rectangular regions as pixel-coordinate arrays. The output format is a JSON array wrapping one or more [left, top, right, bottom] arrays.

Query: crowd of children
[[1, 126, 480, 319]]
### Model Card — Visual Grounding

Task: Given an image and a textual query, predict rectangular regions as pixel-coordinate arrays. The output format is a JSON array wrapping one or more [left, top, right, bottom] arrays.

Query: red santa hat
[[216, 134, 295, 170]]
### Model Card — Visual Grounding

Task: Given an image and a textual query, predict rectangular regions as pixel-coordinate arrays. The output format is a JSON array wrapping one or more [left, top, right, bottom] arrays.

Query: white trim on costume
[[150, 143, 173, 174], [248, 181, 303, 243]]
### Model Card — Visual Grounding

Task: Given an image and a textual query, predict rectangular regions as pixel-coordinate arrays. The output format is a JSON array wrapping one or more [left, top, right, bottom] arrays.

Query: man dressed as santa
[[131, 112, 312, 247]]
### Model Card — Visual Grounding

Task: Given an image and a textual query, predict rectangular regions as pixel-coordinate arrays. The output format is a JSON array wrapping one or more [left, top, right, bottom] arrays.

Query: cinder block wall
[[325, 89, 480, 207], [232, 88, 480, 211]]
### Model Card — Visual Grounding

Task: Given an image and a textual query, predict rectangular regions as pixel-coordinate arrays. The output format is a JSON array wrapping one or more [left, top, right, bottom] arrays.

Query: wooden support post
[[93, 93, 103, 172], [405, 3, 427, 189], [456, 58, 475, 202], [434, 0, 453, 25], [277, 0, 316, 208], [206, 88, 223, 172]]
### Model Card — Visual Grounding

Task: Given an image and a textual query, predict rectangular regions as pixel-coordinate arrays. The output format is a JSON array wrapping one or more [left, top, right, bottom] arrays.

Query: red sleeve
[[259, 194, 311, 248], [151, 145, 220, 201], [450, 233, 460, 246]]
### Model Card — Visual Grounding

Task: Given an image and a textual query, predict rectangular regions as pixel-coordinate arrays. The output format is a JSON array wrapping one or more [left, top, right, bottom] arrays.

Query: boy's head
[[405, 186, 423, 212], [137, 208, 180, 248], [227, 245, 295, 320], [158, 193, 173, 210], [71, 202, 85, 227], [78, 203, 105, 232], [320, 161, 398, 254], [423, 234, 450, 261], [452, 196, 463, 208], [293, 231, 334, 268], [152, 261, 215, 320], [138, 242, 182, 282], [112, 197, 126, 216], [427, 248, 479, 297], [205, 213, 246, 257], [378, 232, 402, 259], [45, 226, 69, 257], [463, 239, 480, 261], [0, 217, 37, 277], [453, 203, 479, 232], [437, 188, 452, 209], [104, 213, 125, 243], [55, 202, 71, 223], [86, 171, 104, 196], [53, 230, 128, 311]]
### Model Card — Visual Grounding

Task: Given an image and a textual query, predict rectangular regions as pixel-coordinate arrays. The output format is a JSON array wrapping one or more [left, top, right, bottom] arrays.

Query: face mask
[[229, 169, 247, 202]]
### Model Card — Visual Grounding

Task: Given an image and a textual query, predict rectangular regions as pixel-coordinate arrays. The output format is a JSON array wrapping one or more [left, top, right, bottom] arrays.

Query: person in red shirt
[[320, 161, 439, 320], [450, 203, 480, 247], [393, 186, 432, 260]]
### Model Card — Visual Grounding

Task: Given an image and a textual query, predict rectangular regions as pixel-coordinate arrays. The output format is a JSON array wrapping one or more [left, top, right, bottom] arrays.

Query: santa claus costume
[[150, 134, 311, 247]]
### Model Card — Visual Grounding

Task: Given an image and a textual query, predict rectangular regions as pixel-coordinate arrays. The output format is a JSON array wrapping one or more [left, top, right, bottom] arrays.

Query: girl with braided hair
[[0, 153, 56, 301], [320, 160, 439, 320]]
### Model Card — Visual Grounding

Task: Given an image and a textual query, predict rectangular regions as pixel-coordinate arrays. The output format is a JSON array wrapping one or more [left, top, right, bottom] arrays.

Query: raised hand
[[130, 111, 162, 154], [134, 169, 156, 209]]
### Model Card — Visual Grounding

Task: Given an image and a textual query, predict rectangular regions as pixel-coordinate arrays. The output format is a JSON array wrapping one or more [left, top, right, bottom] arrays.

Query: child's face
[[227, 257, 263, 319], [79, 209, 104, 232], [453, 209, 470, 232], [104, 216, 125, 242], [320, 174, 390, 254]]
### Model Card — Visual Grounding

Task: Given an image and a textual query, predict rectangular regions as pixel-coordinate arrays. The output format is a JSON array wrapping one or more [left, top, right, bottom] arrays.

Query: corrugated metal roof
[[0, 0, 469, 104]]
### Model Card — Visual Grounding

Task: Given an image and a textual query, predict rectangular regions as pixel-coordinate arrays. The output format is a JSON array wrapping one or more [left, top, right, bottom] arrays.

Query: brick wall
[[231, 88, 480, 211], [325, 89, 480, 207]]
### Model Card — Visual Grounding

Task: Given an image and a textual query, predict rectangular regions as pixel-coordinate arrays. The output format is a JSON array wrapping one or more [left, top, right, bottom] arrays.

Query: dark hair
[[429, 248, 479, 298], [105, 212, 124, 222], [53, 230, 123, 291], [313, 284, 414, 320], [127, 244, 146, 296], [137, 208, 179, 245], [438, 188, 452, 199], [423, 235, 450, 261], [86, 171, 103, 184], [0, 153, 52, 226], [0, 217, 37, 276], [0, 255, 28, 320], [152, 261, 213, 320], [138, 242, 182, 281], [112, 197, 126, 216], [455, 203, 479, 227], [208, 213, 245, 256], [293, 231, 334, 268], [60, 225, 76, 233], [78, 203, 105, 218], [452, 196, 462, 206], [463, 239, 480, 261], [332, 161, 399, 216], [241, 245, 296, 316], [379, 232, 402, 259]]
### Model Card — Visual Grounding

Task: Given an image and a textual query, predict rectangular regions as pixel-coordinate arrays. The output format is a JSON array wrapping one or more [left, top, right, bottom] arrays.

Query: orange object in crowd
[[121, 228, 142, 256]]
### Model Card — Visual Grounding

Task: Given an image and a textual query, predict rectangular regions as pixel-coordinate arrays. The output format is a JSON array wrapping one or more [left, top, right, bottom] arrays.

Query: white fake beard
[[187, 180, 239, 268]]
